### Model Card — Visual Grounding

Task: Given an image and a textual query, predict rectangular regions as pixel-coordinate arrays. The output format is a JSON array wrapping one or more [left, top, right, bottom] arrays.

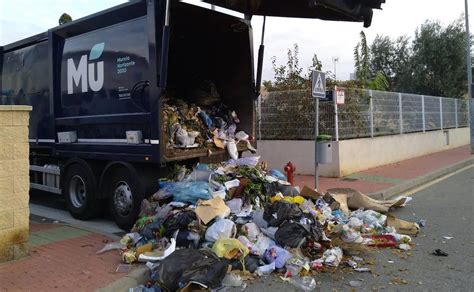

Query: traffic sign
[[312, 71, 326, 98]]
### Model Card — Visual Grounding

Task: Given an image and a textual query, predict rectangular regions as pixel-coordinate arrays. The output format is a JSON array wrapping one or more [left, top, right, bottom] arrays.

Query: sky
[[0, 0, 472, 81]]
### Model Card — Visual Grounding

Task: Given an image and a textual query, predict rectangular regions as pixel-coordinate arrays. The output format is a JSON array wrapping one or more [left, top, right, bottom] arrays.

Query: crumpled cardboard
[[195, 197, 231, 225], [331, 194, 350, 215], [386, 214, 420, 235], [299, 186, 323, 200], [328, 188, 408, 213], [323, 193, 341, 210]]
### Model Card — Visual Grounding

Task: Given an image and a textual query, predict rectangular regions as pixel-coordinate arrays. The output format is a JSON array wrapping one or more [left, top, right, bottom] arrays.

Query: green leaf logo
[[89, 42, 105, 61]]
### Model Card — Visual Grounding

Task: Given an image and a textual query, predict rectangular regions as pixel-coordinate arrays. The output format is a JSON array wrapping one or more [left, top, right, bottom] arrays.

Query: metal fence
[[258, 88, 470, 140]]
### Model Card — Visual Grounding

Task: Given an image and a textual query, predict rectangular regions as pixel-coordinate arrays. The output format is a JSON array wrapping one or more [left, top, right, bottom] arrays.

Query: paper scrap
[[195, 197, 231, 225], [299, 186, 323, 200], [224, 179, 240, 190]]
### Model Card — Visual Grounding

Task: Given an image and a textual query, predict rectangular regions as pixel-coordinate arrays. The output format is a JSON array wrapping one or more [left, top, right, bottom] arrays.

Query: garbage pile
[[98, 157, 420, 291], [162, 96, 255, 159]]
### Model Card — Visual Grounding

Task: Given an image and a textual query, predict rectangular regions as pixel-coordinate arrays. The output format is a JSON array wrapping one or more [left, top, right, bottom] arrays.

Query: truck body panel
[[0, 0, 384, 229]]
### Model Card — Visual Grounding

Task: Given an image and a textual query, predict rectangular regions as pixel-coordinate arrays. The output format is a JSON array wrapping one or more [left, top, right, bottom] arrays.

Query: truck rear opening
[[163, 2, 255, 162]]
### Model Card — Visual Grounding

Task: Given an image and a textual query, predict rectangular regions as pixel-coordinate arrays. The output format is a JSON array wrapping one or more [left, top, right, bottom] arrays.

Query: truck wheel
[[63, 163, 102, 220], [108, 167, 144, 230]]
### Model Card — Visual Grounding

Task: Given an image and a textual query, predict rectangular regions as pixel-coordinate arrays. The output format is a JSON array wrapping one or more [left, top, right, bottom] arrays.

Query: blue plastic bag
[[162, 181, 213, 204], [269, 169, 287, 181], [264, 245, 293, 269]]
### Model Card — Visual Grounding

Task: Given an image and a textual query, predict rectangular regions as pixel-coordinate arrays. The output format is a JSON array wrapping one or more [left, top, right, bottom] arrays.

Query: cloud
[[0, 0, 127, 45], [1, 0, 471, 81]]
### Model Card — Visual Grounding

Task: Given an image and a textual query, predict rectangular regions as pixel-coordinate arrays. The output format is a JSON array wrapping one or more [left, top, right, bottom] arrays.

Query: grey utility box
[[316, 142, 333, 164], [58, 131, 77, 143]]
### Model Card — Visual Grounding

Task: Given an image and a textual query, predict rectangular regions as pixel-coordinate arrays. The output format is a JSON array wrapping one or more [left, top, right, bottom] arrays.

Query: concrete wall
[[0, 105, 32, 263], [252, 127, 470, 177], [248, 140, 340, 176], [337, 127, 470, 176]]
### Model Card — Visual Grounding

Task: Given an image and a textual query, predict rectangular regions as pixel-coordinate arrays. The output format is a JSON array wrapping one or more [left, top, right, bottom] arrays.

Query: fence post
[[455, 99, 458, 128], [334, 89, 339, 141], [398, 92, 403, 134], [439, 97, 443, 130], [369, 90, 374, 138], [422, 95, 426, 132]]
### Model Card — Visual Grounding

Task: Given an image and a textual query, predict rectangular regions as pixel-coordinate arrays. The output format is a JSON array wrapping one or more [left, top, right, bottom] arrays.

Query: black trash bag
[[277, 183, 300, 197], [263, 182, 278, 197], [154, 249, 229, 292], [230, 255, 260, 273], [162, 210, 196, 238], [263, 201, 303, 227], [176, 230, 200, 248], [275, 221, 324, 248], [140, 220, 163, 241]]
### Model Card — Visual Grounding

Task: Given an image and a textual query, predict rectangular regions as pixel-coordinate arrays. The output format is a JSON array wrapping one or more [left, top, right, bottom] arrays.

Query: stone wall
[[0, 105, 32, 263]]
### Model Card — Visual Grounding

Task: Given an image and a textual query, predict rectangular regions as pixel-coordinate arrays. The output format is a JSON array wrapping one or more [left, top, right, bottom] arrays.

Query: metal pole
[[314, 93, 319, 190], [334, 87, 339, 141], [422, 95, 426, 132], [439, 97, 443, 130], [398, 93, 403, 134], [369, 90, 374, 137], [164, 0, 170, 25], [465, 0, 474, 152], [455, 99, 458, 128]]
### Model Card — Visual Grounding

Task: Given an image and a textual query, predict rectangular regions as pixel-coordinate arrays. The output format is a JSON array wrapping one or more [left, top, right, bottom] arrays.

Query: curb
[[369, 156, 474, 200], [97, 265, 150, 292]]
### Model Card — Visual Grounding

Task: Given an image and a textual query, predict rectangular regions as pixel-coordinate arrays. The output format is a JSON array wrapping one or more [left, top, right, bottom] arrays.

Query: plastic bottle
[[289, 276, 317, 291]]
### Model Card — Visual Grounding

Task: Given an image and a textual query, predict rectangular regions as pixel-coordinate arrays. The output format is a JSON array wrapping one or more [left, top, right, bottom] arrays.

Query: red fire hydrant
[[284, 161, 296, 186]]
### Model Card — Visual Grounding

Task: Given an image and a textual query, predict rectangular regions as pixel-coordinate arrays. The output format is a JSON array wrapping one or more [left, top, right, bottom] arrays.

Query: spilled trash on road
[[98, 157, 419, 291]]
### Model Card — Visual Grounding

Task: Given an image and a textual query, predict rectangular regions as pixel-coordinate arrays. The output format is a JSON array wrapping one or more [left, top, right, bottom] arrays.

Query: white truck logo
[[67, 42, 105, 94]]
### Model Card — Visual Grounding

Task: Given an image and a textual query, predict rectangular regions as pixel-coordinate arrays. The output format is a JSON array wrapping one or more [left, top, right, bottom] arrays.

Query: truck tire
[[63, 163, 102, 220], [107, 167, 144, 230]]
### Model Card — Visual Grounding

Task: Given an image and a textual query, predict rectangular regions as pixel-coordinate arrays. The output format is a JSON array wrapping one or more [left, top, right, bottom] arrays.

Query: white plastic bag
[[205, 219, 236, 242], [254, 234, 275, 256], [243, 223, 260, 241], [226, 198, 243, 214], [226, 140, 238, 160]]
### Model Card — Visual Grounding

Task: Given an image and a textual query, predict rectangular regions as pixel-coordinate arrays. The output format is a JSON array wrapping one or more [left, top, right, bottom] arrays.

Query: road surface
[[232, 166, 474, 291], [30, 166, 474, 291]]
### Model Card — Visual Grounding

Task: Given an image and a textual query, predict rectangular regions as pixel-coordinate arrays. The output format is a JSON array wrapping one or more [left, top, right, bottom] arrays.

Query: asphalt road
[[30, 166, 474, 291], [231, 166, 474, 291]]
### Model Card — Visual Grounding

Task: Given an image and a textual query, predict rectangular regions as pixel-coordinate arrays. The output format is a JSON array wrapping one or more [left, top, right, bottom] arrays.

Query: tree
[[59, 13, 72, 25], [354, 31, 370, 85], [266, 43, 307, 91], [368, 72, 389, 91], [307, 54, 323, 76], [369, 35, 412, 91], [263, 44, 333, 91], [369, 35, 395, 84], [408, 19, 467, 97], [391, 36, 412, 92]]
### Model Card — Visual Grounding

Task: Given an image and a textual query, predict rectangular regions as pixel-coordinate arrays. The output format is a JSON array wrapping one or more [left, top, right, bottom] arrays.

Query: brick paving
[[0, 223, 129, 291], [295, 145, 472, 193]]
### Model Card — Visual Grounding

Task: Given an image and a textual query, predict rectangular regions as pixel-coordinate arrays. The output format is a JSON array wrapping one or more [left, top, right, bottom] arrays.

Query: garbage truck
[[0, 0, 384, 229]]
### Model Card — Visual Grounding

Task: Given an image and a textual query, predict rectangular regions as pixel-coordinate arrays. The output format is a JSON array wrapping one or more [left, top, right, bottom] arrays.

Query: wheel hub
[[113, 181, 133, 216], [69, 175, 86, 208]]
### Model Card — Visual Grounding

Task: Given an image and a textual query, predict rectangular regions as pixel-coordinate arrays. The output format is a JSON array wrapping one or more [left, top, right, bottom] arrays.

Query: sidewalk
[[295, 145, 473, 195], [1, 145, 472, 291], [0, 218, 132, 291]]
